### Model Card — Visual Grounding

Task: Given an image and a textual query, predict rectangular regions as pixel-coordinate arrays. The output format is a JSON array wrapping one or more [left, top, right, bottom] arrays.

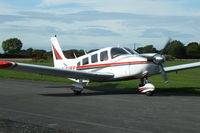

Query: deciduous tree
[[186, 42, 200, 59], [2, 38, 22, 54]]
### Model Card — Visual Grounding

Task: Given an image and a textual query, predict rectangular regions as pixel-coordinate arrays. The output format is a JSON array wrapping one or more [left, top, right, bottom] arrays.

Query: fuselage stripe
[[75, 61, 152, 70]]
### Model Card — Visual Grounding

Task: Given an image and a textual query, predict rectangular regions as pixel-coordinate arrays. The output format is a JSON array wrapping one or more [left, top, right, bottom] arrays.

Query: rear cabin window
[[91, 54, 98, 63], [77, 62, 81, 66], [100, 51, 108, 61], [111, 47, 129, 59], [82, 57, 89, 65]]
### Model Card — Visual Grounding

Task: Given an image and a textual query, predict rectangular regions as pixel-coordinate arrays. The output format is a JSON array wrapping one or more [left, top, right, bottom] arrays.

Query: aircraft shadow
[[41, 85, 200, 97], [155, 87, 200, 96], [41, 86, 139, 97]]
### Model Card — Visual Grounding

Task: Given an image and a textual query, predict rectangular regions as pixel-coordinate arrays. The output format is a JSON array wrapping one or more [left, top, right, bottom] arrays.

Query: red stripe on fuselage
[[53, 45, 62, 60], [76, 61, 151, 70]]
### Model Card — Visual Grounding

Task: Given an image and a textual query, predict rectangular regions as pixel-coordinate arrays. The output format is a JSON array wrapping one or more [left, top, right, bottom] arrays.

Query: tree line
[[1, 38, 200, 61], [136, 39, 200, 59], [0, 38, 88, 61]]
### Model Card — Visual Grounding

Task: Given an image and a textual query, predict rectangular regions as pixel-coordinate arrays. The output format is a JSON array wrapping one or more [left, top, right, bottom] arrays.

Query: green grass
[[0, 61, 73, 83], [0, 60, 200, 95]]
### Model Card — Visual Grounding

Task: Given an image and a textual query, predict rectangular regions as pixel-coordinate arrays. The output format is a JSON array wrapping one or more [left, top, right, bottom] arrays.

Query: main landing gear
[[138, 77, 155, 96], [71, 85, 83, 95], [71, 80, 84, 95]]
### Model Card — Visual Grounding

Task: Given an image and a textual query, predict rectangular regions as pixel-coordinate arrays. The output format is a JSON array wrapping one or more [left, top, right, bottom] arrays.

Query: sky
[[0, 0, 200, 53]]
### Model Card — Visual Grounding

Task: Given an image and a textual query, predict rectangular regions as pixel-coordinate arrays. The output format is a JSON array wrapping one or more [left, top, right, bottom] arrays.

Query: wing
[[0, 61, 114, 82], [164, 62, 200, 72]]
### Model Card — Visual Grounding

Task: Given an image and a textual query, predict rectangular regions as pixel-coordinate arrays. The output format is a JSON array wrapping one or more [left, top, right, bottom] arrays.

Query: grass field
[[0, 60, 200, 95]]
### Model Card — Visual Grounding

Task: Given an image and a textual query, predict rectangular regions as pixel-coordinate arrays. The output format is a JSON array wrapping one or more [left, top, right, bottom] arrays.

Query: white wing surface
[[164, 62, 200, 72], [0, 61, 114, 82]]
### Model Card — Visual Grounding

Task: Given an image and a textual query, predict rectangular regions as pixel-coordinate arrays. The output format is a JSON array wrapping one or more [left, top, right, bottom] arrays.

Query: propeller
[[140, 39, 171, 83], [153, 54, 168, 83], [159, 63, 168, 83]]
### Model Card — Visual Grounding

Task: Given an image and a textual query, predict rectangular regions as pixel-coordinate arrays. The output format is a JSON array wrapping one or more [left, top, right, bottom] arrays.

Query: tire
[[73, 90, 82, 95], [145, 91, 154, 96]]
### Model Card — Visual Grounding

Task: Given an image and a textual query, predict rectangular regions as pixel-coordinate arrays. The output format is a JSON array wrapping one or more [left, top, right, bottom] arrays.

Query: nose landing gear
[[138, 77, 155, 96]]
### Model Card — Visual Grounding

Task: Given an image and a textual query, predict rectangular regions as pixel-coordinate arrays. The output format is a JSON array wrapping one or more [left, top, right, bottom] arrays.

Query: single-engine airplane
[[0, 36, 200, 96]]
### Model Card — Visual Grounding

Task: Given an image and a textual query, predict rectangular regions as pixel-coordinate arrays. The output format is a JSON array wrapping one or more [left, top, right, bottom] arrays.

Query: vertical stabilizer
[[51, 37, 68, 68]]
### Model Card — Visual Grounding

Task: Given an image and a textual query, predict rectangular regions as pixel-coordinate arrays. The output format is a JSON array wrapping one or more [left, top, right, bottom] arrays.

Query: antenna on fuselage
[[134, 43, 136, 50], [84, 50, 87, 55], [73, 53, 77, 58]]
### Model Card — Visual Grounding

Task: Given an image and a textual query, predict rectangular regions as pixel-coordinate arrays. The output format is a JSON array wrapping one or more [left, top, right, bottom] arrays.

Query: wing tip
[[0, 61, 13, 68]]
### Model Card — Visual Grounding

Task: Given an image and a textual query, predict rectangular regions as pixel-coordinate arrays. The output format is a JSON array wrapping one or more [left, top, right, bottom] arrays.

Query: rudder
[[51, 37, 68, 68]]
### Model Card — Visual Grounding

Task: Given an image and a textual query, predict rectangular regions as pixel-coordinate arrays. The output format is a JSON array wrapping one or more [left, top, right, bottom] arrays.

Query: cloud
[[18, 11, 57, 22], [0, 0, 199, 52], [39, 0, 71, 6], [1, 9, 198, 48], [18, 10, 134, 23], [1, 25, 66, 36], [141, 28, 193, 38], [0, 14, 24, 23], [17, 10, 200, 30], [1, 23, 120, 37], [39, 0, 200, 16], [124, 15, 200, 28], [39, 0, 92, 7], [38, 0, 91, 9], [75, 28, 120, 36]]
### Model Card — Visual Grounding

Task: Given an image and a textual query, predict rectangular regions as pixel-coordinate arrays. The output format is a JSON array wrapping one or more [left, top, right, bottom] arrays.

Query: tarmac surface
[[0, 78, 200, 133]]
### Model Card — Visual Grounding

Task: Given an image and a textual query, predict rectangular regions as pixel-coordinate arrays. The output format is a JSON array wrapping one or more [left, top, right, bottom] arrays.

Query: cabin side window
[[82, 57, 89, 65], [77, 61, 81, 66], [91, 54, 98, 63], [100, 51, 108, 61]]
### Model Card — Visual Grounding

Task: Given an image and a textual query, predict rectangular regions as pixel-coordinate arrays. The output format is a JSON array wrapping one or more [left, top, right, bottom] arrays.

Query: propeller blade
[[159, 64, 168, 83], [161, 38, 172, 55]]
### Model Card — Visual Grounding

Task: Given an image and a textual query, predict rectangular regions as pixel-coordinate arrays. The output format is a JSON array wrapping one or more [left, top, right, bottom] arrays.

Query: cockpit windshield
[[111, 47, 129, 58], [124, 47, 138, 55]]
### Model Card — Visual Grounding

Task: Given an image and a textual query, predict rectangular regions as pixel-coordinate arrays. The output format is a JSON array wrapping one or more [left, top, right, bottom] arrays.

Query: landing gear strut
[[139, 77, 148, 87], [138, 76, 155, 96]]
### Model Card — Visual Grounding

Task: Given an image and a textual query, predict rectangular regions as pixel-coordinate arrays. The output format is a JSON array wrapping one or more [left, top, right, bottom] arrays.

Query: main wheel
[[145, 91, 154, 96], [73, 90, 82, 95]]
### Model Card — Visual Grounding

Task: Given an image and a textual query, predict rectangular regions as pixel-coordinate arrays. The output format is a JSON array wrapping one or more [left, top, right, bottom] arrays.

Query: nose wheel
[[145, 90, 154, 96], [73, 89, 82, 95], [138, 77, 155, 96]]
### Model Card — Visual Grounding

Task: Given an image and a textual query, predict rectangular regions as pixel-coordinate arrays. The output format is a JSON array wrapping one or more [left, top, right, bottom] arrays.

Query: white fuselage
[[60, 47, 160, 82]]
